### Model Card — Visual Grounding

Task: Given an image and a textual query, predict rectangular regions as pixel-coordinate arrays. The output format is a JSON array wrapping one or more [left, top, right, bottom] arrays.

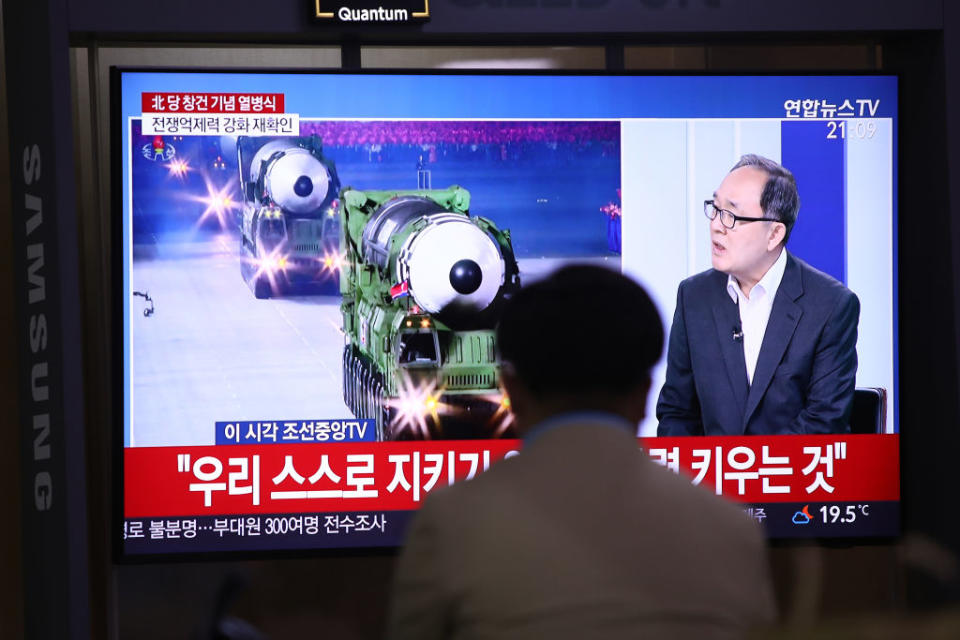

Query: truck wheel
[[359, 370, 369, 419], [375, 383, 389, 441], [342, 347, 351, 409], [253, 276, 271, 299], [367, 370, 376, 420], [350, 354, 359, 416]]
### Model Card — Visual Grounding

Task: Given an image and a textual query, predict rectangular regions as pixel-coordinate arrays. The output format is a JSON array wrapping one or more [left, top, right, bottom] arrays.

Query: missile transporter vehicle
[[339, 186, 521, 440], [236, 136, 341, 298]]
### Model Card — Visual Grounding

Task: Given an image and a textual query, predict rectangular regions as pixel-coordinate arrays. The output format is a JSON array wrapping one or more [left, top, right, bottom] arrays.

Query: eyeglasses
[[704, 200, 778, 229]]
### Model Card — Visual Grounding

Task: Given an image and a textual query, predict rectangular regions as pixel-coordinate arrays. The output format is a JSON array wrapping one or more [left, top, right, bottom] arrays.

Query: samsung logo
[[22, 143, 53, 512], [338, 5, 410, 20]]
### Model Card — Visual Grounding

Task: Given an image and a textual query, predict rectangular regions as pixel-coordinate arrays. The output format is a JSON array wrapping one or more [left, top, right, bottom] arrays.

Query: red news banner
[[141, 92, 284, 113], [125, 435, 899, 518]]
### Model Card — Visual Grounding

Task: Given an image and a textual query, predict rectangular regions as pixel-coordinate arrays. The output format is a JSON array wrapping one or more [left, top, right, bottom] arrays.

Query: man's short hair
[[496, 264, 663, 398], [731, 154, 801, 243]]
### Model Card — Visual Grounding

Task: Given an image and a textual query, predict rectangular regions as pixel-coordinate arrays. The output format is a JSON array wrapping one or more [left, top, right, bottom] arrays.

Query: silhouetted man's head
[[496, 265, 663, 433]]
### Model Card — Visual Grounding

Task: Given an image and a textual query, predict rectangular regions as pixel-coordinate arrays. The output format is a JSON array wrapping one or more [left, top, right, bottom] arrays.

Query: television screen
[[115, 69, 899, 556]]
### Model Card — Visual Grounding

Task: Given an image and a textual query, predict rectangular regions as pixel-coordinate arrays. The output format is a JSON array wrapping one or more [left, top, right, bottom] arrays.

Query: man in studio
[[657, 154, 860, 436]]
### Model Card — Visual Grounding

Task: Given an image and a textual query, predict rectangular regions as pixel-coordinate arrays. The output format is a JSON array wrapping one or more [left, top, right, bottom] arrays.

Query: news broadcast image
[[117, 72, 900, 554]]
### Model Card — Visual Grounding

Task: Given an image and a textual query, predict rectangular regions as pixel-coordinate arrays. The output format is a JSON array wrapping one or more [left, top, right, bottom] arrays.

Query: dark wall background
[[4, 1, 960, 638], [66, 0, 943, 35]]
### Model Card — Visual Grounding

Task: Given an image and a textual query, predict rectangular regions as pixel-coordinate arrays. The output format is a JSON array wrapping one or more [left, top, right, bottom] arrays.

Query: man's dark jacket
[[657, 252, 859, 436]]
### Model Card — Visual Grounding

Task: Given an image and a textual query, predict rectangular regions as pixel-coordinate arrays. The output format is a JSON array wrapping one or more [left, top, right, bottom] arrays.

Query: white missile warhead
[[263, 148, 331, 214], [399, 216, 505, 314], [250, 141, 332, 214]]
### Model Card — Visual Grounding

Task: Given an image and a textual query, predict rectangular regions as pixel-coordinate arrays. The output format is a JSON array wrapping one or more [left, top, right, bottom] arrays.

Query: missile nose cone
[[449, 259, 482, 295], [294, 175, 314, 197]]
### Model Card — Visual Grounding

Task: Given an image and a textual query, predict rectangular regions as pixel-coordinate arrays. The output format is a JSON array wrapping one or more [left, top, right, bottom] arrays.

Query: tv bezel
[[111, 66, 902, 563]]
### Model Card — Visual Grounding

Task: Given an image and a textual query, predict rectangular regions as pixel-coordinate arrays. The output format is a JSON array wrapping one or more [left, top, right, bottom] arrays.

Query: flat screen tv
[[114, 69, 899, 557]]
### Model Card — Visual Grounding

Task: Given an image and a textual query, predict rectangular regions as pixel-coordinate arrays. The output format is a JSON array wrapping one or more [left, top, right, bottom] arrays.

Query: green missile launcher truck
[[339, 186, 520, 440]]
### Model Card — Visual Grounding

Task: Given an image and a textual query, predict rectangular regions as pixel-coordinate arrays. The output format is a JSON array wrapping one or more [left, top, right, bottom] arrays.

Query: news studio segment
[[118, 72, 899, 553]]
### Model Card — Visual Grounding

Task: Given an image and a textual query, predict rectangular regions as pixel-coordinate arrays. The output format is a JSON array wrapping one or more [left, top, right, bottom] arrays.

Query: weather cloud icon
[[792, 505, 813, 525]]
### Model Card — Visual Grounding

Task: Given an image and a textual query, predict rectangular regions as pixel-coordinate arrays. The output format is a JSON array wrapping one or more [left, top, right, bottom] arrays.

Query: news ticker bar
[[122, 500, 899, 555], [123, 510, 414, 554]]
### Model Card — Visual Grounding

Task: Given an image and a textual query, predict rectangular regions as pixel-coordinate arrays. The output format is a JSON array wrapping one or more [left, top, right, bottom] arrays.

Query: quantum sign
[[314, 0, 430, 22]]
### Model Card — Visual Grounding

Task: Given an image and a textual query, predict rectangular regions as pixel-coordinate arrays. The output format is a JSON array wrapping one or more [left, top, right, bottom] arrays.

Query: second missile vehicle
[[236, 135, 341, 298]]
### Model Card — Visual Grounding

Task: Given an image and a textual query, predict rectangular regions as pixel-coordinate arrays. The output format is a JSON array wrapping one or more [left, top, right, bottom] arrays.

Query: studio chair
[[850, 387, 887, 434]]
